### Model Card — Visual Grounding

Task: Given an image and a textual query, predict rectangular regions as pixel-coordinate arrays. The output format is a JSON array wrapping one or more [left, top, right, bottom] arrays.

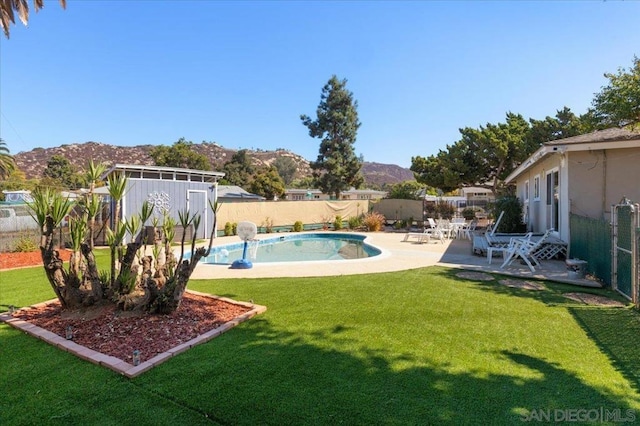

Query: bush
[[263, 217, 274, 233], [224, 222, 235, 236], [492, 195, 525, 233], [12, 235, 38, 252], [348, 216, 362, 229], [334, 215, 343, 231], [462, 208, 477, 220], [293, 221, 303, 232], [436, 201, 455, 219], [362, 212, 385, 232]]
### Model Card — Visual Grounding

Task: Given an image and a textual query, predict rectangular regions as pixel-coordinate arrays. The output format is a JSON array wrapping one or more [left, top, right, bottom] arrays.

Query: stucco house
[[284, 188, 387, 201], [504, 127, 640, 243]]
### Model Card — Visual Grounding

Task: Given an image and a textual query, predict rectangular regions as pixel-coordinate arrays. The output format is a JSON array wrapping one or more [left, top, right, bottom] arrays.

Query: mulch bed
[[0, 250, 71, 270], [2, 250, 254, 365], [11, 293, 252, 364]]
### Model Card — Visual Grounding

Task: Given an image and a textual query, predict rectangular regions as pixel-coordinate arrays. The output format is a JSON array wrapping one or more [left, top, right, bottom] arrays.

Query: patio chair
[[401, 218, 442, 244], [500, 229, 553, 273], [459, 220, 477, 240], [485, 211, 505, 237], [402, 229, 432, 244], [427, 218, 447, 242], [487, 232, 532, 264]]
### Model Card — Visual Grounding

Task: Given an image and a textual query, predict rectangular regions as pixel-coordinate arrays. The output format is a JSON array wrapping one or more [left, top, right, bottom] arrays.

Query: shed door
[[187, 190, 207, 240]]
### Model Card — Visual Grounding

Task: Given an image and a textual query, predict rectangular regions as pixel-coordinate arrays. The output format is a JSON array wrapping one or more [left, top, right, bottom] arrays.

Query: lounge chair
[[500, 229, 554, 272], [487, 232, 532, 264], [401, 218, 444, 244], [402, 229, 432, 244]]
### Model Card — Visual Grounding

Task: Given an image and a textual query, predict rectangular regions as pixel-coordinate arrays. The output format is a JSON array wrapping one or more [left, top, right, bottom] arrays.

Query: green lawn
[[2, 264, 640, 425]]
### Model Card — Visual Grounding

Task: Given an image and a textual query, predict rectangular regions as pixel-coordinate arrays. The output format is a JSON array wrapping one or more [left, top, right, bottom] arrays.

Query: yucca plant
[[27, 163, 222, 314]]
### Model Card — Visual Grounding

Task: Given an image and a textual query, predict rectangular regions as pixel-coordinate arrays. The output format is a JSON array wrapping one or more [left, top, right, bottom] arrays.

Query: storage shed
[[102, 164, 225, 240]]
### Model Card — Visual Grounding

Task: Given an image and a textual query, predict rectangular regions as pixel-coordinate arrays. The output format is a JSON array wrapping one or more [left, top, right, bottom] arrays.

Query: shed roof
[[102, 164, 225, 182]]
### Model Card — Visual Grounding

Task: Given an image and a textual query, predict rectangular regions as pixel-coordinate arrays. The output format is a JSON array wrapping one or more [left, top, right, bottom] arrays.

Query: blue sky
[[1, 1, 639, 168]]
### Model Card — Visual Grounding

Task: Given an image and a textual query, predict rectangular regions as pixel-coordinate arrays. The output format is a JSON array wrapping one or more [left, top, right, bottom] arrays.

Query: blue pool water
[[199, 233, 381, 264]]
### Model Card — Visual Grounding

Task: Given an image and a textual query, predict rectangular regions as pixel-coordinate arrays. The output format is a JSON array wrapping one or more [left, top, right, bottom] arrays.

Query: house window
[[524, 181, 530, 202], [533, 176, 540, 200]]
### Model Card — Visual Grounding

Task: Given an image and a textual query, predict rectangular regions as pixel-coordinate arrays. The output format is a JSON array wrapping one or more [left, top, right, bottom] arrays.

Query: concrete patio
[[189, 231, 602, 288]]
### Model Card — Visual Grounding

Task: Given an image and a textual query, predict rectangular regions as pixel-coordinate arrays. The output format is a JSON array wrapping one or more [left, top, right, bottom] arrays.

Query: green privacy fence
[[570, 213, 612, 287]]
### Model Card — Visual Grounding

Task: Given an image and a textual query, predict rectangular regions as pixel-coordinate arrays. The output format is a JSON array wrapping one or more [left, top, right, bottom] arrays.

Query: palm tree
[[0, 139, 15, 180], [1, 0, 66, 38]]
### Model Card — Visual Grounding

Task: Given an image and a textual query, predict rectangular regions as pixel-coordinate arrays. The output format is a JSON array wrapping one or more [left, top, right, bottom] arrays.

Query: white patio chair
[[487, 232, 532, 264], [425, 218, 446, 242], [500, 229, 553, 273], [460, 220, 477, 240]]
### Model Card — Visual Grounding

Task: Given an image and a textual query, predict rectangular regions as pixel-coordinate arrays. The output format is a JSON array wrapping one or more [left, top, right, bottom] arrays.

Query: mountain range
[[13, 142, 415, 188]]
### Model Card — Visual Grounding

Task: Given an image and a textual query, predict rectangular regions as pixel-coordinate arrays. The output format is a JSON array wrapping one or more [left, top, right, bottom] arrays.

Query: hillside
[[13, 142, 415, 188]]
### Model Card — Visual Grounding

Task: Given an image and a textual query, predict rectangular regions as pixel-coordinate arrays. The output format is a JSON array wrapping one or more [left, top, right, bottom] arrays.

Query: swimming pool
[[199, 233, 381, 264]]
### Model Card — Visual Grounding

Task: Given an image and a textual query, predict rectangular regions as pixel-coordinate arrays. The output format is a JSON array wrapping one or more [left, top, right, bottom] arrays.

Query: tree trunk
[[81, 243, 103, 302]]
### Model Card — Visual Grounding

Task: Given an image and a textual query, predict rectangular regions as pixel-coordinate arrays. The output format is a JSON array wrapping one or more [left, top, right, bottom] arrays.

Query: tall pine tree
[[301, 75, 363, 199]]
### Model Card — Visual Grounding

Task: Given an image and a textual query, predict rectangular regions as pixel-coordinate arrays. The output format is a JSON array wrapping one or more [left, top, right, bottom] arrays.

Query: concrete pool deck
[[189, 231, 601, 288]]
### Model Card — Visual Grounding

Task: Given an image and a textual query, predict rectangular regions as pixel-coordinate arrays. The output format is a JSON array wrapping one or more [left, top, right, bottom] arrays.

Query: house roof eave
[[505, 146, 554, 184]]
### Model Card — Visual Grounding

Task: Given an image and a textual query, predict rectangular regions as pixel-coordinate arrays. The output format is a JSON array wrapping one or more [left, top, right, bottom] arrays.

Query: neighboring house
[[284, 188, 387, 201], [102, 164, 225, 240], [420, 186, 495, 215], [217, 185, 266, 202], [505, 127, 640, 243], [459, 186, 494, 211]]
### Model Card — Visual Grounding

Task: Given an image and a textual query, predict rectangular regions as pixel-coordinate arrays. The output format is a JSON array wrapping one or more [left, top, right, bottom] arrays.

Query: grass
[[2, 263, 640, 424]]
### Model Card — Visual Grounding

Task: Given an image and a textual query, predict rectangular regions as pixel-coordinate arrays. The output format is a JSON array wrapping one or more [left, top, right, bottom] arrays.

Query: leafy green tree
[[249, 166, 285, 200], [42, 154, 84, 189], [590, 56, 640, 128], [221, 149, 254, 187], [150, 138, 211, 170], [289, 176, 315, 189], [301, 75, 364, 199], [1, 0, 66, 39], [411, 113, 531, 196], [0, 168, 38, 199], [0, 139, 15, 180], [386, 181, 423, 200], [527, 107, 588, 146], [273, 156, 297, 185]]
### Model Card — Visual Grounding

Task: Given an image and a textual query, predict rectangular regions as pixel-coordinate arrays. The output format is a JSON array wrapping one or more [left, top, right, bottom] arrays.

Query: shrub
[[348, 215, 362, 229], [224, 222, 234, 236], [363, 212, 385, 232], [436, 201, 455, 219], [293, 221, 303, 232], [492, 195, 525, 233], [462, 208, 477, 220], [263, 217, 274, 233], [12, 235, 38, 252], [334, 215, 343, 231]]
